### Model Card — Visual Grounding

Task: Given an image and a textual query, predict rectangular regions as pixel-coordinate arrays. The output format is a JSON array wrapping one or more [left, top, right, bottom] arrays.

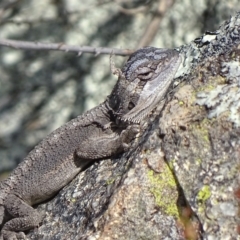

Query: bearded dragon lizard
[[0, 47, 181, 239]]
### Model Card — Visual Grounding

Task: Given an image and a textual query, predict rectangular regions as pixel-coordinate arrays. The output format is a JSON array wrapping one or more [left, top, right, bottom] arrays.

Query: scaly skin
[[0, 47, 181, 239]]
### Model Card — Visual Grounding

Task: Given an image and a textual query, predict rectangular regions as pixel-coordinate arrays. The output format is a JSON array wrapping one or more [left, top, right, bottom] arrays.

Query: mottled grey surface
[[161, 13, 240, 239], [1, 1, 240, 240], [22, 12, 240, 239], [1, 0, 240, 172]]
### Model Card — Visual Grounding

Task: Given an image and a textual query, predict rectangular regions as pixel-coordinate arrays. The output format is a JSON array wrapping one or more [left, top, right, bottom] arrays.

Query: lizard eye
[[137, 67, 153, 80], [138, 72, 153, 80]]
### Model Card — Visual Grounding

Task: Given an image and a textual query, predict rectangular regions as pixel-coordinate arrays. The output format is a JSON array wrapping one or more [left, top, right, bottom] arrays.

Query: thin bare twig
[[0, 1, 113, 26], [115, 0, 151, 15], [118, 5, 148, 15], [0, 0, 22, 21], [137, 0, 175, 48], [0, 17, 58, 26], [65, 0, 112, 15], [0, 39, 134, 56], [0, 0, 22, 11]]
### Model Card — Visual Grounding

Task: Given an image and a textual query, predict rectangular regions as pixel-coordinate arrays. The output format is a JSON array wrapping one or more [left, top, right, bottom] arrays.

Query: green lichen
[[196, 84, 215, 93], [168, 159, 175, 171], [196, 185, 211, 213], [147, 165, 179, 218], [106, 178, 115, 185], [196, 76, 225, 93], [191, 118, 211, 148], [197, 185, 211, 202], [195, 158, 202, 166]]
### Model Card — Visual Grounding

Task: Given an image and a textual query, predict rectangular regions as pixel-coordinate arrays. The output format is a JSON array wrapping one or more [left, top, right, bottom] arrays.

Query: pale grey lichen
[[196, 60, 240, 127], [219, 202, 238, 217], [222, 61, 240, 86]]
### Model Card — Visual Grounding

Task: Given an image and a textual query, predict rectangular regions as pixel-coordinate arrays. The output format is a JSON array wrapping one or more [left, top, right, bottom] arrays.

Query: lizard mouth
[[120, 55, 182, 123]]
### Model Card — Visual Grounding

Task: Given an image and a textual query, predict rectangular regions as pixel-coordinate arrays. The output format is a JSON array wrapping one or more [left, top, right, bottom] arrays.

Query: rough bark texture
[[24, 12, 240, 240]]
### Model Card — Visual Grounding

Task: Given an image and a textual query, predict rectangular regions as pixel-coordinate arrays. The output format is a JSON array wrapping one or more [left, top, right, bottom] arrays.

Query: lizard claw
[[120, 124, 140, 149], [1, 230, 25, 240]]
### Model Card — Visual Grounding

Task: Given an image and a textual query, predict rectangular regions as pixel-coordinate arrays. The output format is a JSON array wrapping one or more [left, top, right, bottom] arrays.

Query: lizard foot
[[120, 124, 140, 150], [1, 230, 25, 240]]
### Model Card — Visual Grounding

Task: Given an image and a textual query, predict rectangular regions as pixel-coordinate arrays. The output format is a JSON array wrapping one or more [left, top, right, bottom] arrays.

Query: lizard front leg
[[75, 124, 139, 161]]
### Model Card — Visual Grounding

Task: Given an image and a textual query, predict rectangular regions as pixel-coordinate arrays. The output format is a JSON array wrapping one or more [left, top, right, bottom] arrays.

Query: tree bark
[[27, 12, 240, 240]]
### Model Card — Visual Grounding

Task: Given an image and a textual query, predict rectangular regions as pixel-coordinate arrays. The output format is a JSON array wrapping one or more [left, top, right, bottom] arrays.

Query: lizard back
[[0, 102, 111, 205]]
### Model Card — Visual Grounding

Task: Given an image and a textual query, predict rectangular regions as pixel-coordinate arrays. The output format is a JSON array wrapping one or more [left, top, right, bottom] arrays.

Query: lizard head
[[114, 47, 182, 123]]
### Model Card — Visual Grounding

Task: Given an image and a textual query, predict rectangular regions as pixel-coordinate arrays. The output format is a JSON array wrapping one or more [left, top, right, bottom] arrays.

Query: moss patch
[[147, 164, 179, 218], [197, 185, 211, 202]]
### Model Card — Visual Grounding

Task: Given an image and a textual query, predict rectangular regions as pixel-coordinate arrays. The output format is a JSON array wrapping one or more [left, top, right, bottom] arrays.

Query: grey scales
[[0, 47, 181, 240]]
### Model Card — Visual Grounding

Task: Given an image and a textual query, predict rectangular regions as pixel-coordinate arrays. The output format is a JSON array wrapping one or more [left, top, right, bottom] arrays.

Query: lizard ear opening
[[128, 102, 135, 110]]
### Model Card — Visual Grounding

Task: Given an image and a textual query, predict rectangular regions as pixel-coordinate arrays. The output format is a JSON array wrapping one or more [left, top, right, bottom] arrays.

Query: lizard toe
[[1, 230, 25, 240]]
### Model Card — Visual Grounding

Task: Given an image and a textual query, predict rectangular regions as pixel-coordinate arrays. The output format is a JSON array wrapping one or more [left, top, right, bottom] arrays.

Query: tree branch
[[0, 39, 134, 56], [137, 0, 175, 48]]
